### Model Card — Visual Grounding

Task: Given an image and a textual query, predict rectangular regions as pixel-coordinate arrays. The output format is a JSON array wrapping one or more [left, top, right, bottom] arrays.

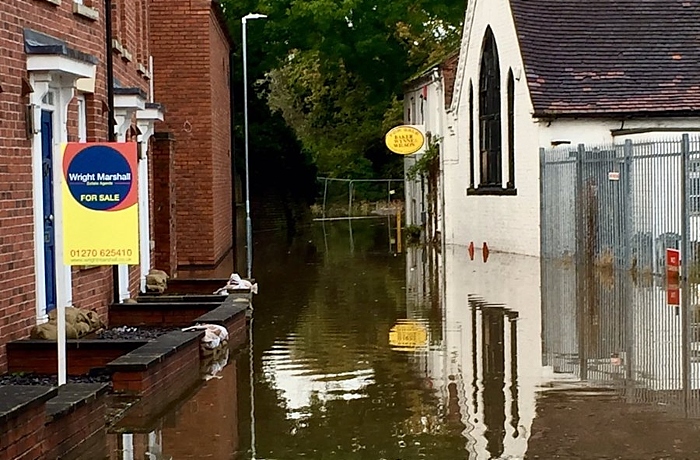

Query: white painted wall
[[444, 0, 541, 256], [403, 71, 446, 241]]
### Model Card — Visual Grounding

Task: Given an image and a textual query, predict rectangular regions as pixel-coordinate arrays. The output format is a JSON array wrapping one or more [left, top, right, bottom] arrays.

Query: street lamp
[[242, 12, 266, 279]]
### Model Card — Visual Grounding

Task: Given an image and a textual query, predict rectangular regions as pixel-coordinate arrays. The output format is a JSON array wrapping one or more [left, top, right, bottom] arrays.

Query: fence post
[[623, 139, 634, 381], [539, 147, 548, 360], [322, 178, 328, 219], [575, 143, 587, 380], [681, 133, 691, 412], [539, 148, 546, 259], [348, 180, 353, 217]]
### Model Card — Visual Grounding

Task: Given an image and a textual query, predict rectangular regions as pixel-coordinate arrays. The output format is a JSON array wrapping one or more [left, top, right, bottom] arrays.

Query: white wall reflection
[[262, 340, 375, 420], [410, 244, 545, 459]]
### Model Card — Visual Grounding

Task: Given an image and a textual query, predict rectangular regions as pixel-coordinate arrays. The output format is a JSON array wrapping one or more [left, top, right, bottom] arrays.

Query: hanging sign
[[62, 143, 139, 265], [385, 125, 425, 155]]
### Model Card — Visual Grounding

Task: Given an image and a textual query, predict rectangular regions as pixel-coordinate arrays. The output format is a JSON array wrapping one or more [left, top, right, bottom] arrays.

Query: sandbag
[[145, 268, 169, 293], [213, 273, 259, 295], [30, 321, 79, 340], [34, 306, 105, 340]]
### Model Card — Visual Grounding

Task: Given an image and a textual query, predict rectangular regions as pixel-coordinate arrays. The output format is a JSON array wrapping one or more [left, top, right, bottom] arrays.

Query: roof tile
[[509, 0, 700, 115]]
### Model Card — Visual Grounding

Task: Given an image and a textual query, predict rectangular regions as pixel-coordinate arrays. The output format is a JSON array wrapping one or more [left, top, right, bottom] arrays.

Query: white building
[[413, 0, 700, 256], [403, 52, 458, 244]]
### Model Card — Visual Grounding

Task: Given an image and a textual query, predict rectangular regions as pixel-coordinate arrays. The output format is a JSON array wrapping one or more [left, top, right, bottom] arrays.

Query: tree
[[220, 0, 464, 179]]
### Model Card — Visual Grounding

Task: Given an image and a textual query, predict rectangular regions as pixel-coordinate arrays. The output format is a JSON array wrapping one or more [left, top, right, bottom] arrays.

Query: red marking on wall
[[468, 242, 474, 260], [482, 242, 490, 263]]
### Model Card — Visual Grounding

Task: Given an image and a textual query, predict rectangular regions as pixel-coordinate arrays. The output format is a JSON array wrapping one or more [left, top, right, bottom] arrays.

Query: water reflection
[[108, 347, 241, 459], [438, 246, 542, 460], [243, 220, 467, 459], [542, 258, 700, 415], [108, 219, 700, 459]]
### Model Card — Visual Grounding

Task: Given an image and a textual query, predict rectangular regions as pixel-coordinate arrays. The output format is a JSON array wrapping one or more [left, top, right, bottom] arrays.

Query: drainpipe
[[229, 49, 238, 272], [105, 0, 119, 303]]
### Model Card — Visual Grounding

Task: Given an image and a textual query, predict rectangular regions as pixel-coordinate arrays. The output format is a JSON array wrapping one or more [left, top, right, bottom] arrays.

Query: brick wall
[[0, 403, 46, 460], [111, 339, 201, 397], [209, 12, 234, 264], [0, 0, 108, 373], [72, 266, 112, 322], [0, 0, 154, 373], [149, 0, 233, 270], [152, 132, 177, 276], [44, 396, 107, 459]]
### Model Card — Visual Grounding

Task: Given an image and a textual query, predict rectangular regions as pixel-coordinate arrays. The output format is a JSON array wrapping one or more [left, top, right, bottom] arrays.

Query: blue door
[[41, 110, 57, 313]]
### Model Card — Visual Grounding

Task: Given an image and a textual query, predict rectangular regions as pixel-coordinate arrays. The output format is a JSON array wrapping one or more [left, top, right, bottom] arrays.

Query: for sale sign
[[62, 143, 139, 265]]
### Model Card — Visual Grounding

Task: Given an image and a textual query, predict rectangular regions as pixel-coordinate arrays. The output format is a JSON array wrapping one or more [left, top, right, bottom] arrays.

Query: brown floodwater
[[107, 219, 700, 459]]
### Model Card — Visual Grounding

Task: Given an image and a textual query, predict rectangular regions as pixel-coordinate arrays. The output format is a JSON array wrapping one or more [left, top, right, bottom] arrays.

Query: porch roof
[[23, 29, 98, 65]]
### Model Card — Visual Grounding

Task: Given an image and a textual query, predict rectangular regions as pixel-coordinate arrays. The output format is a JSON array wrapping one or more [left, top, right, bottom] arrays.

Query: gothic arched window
[[479, 27, 501, 187]]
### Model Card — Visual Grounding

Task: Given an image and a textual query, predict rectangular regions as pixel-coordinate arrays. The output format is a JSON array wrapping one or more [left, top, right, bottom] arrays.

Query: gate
[[540, 135, 700, 416]]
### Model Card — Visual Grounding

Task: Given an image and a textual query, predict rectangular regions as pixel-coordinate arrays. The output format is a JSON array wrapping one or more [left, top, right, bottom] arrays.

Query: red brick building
[[0, 0, 160, 373], [149, 0, 235, 278]]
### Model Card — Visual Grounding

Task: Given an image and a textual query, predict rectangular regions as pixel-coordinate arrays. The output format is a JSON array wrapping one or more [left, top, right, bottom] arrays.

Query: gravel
[[0, 327, 177, 386], [0, 369, 112, 386], [95, 326, 177, 340]]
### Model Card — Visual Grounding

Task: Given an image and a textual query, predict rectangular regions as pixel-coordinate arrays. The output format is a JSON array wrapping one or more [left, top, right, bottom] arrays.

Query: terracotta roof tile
[[509, 0, 700, 116]]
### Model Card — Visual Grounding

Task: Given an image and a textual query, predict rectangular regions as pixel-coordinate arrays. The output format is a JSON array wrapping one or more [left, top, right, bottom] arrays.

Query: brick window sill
[[73, 2, 99, 21], [467, 186, 518, 196]]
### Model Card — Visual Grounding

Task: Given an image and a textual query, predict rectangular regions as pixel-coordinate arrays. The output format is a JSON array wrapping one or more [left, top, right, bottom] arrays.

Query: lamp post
[[242, 12, 266, 280]]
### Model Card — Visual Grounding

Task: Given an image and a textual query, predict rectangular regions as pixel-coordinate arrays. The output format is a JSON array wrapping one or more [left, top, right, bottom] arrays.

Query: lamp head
[[243, 13, 267, 21]]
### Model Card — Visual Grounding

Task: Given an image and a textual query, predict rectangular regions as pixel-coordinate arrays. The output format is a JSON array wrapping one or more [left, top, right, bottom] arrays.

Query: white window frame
[[77, 94, 87, 142]]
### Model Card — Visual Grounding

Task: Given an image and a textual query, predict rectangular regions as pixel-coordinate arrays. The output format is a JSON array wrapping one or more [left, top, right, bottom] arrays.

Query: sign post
[[56, 142, 138, 384]]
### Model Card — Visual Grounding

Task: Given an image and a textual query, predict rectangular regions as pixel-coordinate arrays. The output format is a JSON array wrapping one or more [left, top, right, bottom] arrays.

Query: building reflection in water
[[108, 347, 240, 459], [406, 244, 543, 459]]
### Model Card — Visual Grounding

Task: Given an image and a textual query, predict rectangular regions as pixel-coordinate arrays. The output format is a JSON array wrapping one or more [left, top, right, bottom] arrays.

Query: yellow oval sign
[[385, 125, 425, 155], [389, 321, 428, 350]]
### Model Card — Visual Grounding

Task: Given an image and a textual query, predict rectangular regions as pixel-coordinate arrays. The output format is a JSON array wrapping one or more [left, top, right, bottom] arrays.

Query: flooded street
[[111, 219, 700, 459]]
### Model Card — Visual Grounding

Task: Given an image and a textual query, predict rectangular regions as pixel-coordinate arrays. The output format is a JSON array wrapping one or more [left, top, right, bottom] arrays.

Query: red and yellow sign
[[62, 142, 139, 265], [666, 248, 680, 306], [385, 125, 425, 155]]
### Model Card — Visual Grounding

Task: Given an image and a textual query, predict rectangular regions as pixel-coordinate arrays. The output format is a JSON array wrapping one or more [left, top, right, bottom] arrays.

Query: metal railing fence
[[541, 134, 700, 417]]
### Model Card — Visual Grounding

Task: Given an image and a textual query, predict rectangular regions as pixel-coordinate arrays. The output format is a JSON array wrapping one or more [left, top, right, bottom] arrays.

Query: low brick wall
[[0, 386, 54, 460], [227, 313, 247, 348], [6, 340, 147, 376], [109, 330, 203, 397], [109, 301, 224, 327], [44, 383, 109, 460], [192, 293, 250, 348]]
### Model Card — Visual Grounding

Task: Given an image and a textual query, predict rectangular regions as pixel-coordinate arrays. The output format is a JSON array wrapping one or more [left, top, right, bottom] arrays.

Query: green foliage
[[406, 136, 441, 181], [404, 224, 422, 245], [218, 0, 464, 179]]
